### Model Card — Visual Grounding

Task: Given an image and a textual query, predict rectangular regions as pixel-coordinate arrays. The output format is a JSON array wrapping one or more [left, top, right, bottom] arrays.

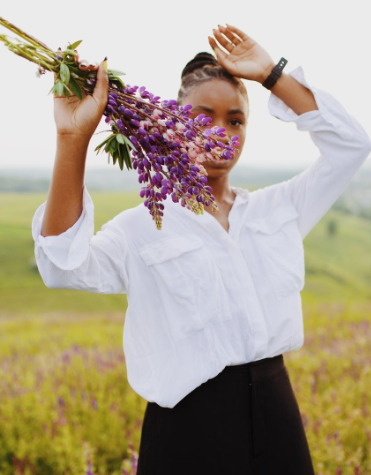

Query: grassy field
[[1, 192, 371, 474]]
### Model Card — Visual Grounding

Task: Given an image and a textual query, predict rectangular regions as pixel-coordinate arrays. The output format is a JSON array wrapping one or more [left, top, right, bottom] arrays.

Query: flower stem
[[0, 16, 50, 50]]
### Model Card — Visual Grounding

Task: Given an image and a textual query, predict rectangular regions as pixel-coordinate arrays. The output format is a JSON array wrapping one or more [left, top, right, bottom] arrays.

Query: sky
[[0, 0, 370, 172]]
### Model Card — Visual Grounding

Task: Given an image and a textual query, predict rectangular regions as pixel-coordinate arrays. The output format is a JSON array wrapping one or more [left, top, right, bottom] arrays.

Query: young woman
[[32, 24, 371, 475]]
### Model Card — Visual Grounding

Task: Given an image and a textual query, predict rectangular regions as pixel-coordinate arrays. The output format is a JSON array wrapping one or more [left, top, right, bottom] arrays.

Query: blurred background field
[[1, 168, 371, 475]]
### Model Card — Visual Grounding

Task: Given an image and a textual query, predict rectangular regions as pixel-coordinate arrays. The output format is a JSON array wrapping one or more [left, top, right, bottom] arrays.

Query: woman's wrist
[[56, 133, 90, 168], [56, 133, 91, 159], [257, 61, 276, 85], [57, 132, 91, 147]]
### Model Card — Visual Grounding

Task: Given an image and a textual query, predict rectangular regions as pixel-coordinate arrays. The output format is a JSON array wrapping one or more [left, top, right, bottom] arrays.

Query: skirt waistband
[[221, 354, 284, 383]]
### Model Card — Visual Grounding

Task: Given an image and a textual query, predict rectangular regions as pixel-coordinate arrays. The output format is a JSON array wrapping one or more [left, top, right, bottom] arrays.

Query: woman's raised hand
[[53, 55, 108, 140], [208, 25, 275, 84]]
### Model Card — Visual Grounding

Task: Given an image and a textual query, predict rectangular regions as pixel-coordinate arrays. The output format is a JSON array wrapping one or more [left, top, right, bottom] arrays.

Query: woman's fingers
[[78, 60, 89, 71], [208, 36, 228, 64], [73, 50, 80, 63], [80, 61, 98, 71], [74, 50, 98, 71], [224, 24, 250, 42], [212, 28, 234, 53], [217, 25, 242, 48], [92, 60, 109, 109]]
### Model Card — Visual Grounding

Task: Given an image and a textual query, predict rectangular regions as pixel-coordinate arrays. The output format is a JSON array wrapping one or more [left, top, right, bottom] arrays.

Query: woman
[[32, 24, 371, 474]]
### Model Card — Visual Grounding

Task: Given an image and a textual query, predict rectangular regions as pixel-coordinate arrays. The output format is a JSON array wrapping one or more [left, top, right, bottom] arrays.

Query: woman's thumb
[[93, 58, 109, 108]]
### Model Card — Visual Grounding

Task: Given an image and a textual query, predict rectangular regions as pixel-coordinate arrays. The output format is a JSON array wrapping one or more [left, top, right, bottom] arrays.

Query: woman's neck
[[205, 174, 235, 206]]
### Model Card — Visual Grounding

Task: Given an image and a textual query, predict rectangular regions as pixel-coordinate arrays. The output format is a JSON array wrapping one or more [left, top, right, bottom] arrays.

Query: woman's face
[[180, 79, 249, 178]]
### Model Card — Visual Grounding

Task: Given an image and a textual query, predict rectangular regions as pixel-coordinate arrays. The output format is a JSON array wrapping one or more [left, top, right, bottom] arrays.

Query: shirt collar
[[163, 185, 250, 239], [231, 185, 250, 205]]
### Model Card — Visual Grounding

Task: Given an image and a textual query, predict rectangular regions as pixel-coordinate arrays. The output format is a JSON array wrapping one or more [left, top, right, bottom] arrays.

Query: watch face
[[263, 58, 287, 89], [276, 58, 288, 71]]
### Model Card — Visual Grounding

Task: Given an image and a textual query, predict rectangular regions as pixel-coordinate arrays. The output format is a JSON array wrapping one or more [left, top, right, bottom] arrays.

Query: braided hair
[[177, 52, 249, 105]]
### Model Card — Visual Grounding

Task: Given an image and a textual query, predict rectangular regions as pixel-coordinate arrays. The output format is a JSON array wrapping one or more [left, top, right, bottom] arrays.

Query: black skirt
[[136, 354, 315, 475]]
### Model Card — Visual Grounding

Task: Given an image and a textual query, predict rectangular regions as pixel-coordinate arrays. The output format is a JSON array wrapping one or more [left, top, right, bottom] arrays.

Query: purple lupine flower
[[96, 80, 240, 229]]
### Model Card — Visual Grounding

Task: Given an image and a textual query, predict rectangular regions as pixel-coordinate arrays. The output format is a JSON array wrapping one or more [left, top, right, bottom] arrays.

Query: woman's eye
[[229, 119, 243, 126]]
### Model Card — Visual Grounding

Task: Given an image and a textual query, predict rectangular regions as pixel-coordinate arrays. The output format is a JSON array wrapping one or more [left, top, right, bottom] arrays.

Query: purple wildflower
[[94, 79, 240, 229]]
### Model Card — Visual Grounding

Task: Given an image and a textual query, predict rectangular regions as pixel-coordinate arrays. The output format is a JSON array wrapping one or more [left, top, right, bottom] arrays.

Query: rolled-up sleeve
[[268, 65, 371, 240], [32, 185, 128, 293]]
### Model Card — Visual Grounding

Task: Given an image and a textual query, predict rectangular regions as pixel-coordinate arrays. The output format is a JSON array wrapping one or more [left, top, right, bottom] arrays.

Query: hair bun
[[181, 52, 219, 78]]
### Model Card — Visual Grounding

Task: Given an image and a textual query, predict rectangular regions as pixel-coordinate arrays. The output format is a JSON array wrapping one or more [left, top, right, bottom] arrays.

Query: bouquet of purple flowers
[[0, 17, 239, 229]]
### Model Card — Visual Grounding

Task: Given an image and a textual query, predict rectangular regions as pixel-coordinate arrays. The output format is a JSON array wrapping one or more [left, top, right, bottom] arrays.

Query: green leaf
[[108, 69, 126, 77], [110, 138, 118, 152], [68, 75, 83, 100], [125, 143, 133, 166], [95, 134, 115, 153], [62, 83, 70, 99], [123, 135, 137, 152], [112, 150, 118, 165], [116, 134, 125, 145], [117, 144, 124, 171], [109, 77, 126, 89], [60, 63, 70, 84], [55, 81, 64, 97], [118, 144, 131, 171], [69, 40, 83, 50], [104, 142, 111, 153], [64, 48, 78, 56]]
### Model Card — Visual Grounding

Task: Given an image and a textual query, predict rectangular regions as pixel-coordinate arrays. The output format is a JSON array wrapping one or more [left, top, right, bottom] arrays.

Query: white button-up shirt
[[32, 65, 371, 408]]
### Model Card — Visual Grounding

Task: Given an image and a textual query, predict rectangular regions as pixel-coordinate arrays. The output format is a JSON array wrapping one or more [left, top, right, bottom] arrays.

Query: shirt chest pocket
[[139, 234, 233, 342], [245, 205, 305, 301]]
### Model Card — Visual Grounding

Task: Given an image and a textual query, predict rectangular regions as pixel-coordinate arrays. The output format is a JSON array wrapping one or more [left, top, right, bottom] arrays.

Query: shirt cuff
[[267, 65, 355, 141], [31, 185, 95, 271]]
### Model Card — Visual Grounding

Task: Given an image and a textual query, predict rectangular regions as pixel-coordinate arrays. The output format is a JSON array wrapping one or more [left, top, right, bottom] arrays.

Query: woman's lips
[[207, 156, 231, 166]]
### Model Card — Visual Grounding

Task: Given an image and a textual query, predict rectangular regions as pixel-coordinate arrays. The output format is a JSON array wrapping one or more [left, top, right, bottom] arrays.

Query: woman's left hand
[[208, 25, 275, 84]]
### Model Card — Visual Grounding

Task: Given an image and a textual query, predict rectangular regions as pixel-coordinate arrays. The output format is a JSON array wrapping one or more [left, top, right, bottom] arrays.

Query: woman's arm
[[41, 60, 108, 237], [41, 135, 89, 236], [32, 58, 128, 294], [261, 64, 371, 240], [263, 69, 319, 116], [208, 24, 319, 115]]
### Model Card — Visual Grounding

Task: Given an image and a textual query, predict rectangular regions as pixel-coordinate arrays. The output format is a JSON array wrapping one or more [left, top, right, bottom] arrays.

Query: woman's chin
[[201, 158, 235, 177]]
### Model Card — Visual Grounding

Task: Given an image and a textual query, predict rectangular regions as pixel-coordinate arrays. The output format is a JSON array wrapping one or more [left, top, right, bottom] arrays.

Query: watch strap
[[262, 57, 288, 90]]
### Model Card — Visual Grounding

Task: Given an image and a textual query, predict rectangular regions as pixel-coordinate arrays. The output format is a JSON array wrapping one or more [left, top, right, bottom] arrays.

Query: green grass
[[302, 212, 371, 301]]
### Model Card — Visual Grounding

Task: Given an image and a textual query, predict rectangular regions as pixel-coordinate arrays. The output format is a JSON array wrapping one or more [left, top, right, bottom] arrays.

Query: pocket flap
[[139, 234, 204, 266], [245, 205, 299, 234]]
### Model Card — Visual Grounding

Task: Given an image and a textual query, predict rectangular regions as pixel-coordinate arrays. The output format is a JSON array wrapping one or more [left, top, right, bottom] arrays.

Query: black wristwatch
[[262, 57, 288, 90]]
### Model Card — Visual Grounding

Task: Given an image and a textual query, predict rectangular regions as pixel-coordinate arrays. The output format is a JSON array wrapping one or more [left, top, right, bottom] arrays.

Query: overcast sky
[[0, 0, 370, 173]]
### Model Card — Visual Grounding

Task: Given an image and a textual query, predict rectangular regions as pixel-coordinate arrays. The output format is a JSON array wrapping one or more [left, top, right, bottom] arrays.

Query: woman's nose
[[212, 130, 230, 144]]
